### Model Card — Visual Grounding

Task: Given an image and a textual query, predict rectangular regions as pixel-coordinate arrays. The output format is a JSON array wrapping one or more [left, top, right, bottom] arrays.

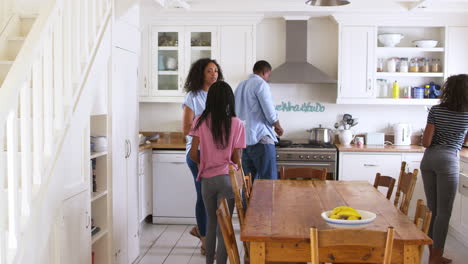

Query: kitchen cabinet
[[450, 159, 468, 247], [153, 150, 197, 224], [338, 26, 376, 99], [60, 190, 91, 264], [139, 21, 256, 103], [140, 26, 217, 102], [218, 25, 255, 89], [138, 149, 153, 223], [339, 152, 402, 184], [335, 18, 446, 105], [446, 27, 468, 76], [112, 46, 140, 264]]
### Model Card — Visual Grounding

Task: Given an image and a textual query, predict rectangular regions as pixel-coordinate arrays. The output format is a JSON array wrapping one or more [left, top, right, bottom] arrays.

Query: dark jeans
[[186, 153, 207, 237], [421, 145, 459, 249], [242, 143, 278, 180]]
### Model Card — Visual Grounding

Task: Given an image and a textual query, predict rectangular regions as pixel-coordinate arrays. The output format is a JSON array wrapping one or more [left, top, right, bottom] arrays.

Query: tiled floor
[[134, 221, 468, 264]]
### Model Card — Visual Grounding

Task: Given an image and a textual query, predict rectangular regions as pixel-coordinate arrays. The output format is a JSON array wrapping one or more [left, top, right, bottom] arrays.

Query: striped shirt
[[427, 105, 468, 150]]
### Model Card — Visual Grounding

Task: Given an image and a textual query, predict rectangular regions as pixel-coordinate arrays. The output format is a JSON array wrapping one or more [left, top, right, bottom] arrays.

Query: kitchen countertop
[[336, 144, 426, 153], [139, 132, 186, 151]]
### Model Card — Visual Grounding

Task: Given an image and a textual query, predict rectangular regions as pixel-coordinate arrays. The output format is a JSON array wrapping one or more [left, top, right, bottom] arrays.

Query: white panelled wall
[[140, 18, 428, 137]]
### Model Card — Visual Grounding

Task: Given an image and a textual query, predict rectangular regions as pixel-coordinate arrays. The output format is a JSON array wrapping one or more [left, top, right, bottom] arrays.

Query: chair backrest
[[279, 166, 327, 180], [310, 227, 395, 264], [373, 173, 397, 200], [394, 162, 418, 215], [413, 199, 432, 234], [228, 164, 250, 257], [244, 173, 253, 204], [413, 199, 432, 263], [217, 198, 241, 264]]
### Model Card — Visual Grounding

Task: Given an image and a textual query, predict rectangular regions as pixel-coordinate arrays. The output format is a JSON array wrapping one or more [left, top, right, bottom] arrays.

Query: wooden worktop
[[336, 144, 425, 153], [139, 132, 186, 151]]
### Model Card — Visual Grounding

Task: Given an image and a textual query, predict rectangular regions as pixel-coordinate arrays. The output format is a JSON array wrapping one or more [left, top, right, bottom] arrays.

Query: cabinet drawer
[[340, 153, 401, 183]]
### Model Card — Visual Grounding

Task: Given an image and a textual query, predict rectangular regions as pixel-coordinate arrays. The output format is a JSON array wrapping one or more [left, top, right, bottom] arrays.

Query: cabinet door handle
[[364, 164, 378, 167], [128, 140, 132, 158], [125, 139, 130, 158], [367, 78, 372, 91]]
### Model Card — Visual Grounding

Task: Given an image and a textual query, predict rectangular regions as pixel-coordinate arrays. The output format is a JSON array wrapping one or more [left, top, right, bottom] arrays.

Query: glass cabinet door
[[151, 27, 184, 96], [184, 28, 217, 78]]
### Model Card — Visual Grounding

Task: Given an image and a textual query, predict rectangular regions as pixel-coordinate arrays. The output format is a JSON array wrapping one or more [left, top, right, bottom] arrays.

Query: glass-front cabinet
[[148, 26, 217, 101]]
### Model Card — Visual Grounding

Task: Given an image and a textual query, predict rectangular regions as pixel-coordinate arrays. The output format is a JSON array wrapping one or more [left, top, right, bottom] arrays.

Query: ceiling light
[[305, 0, 350, 6]]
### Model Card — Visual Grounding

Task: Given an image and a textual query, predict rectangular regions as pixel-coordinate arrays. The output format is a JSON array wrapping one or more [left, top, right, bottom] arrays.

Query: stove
[[276, 141, 337, 180]]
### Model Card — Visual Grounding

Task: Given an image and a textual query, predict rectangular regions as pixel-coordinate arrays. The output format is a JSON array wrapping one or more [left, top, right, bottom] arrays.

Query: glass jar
[[420, 58, 429, 73], [377, 58, 384, 72], [387, 58, 397, 72], [377, 79, 388, 98], [400, 58, 409, 73], [409, 58, 419, 72], [431, 59, 441, 72]]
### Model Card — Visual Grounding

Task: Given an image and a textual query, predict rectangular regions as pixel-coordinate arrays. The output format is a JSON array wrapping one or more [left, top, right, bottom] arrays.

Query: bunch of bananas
[[328, 206, 362, 220]]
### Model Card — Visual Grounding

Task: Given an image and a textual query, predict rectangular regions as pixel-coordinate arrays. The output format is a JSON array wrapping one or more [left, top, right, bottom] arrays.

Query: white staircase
[[0, 0, 112, 263]]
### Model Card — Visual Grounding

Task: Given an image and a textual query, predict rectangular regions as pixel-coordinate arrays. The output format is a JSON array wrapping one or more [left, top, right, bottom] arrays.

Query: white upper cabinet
[[447, 27, 468, 76], [219, 25, 255, 89], [339, 26, 376, 99], [141, 26, 219, 102], [333, 13, 466, 106]]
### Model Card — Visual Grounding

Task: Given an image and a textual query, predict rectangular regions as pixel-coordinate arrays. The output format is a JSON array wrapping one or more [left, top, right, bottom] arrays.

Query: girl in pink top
[[189, 81, 246, 264]]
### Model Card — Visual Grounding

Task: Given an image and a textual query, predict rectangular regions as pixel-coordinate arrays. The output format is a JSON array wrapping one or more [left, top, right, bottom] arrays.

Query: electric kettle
[[393, 123, 412, 146]]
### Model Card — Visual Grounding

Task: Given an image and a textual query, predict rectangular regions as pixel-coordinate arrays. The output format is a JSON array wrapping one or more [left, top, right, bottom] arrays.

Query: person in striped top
[[421, 74, 468, 264]]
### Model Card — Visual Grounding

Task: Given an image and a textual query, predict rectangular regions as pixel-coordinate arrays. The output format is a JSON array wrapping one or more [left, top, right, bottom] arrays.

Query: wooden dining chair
[[310, 227, 395, 264], [244, 173, 253, 204], [373, 173, 397, 200], [217, 198, 241, 264], [413, 199, 432, 263], [394, 162, 418, 215], [228, 165, 249, 257], [279, 166, 327, 180]]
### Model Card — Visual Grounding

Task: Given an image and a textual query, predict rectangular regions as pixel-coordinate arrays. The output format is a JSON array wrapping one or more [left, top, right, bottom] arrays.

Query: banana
[[329, 206, 362, 220]]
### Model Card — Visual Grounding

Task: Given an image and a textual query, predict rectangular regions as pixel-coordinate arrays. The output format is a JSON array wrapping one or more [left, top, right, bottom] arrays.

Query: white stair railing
[[0, 0, 111, 263]]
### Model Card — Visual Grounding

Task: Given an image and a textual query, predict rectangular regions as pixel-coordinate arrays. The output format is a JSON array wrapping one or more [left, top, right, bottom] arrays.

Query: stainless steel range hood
[[269, 20, 336, 84]]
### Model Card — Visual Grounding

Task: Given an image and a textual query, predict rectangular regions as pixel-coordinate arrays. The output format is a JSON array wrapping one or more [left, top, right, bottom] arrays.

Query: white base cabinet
[[339, 151, 424, 217], [450, 159, 468, 247], [152, 150, 197, 224]]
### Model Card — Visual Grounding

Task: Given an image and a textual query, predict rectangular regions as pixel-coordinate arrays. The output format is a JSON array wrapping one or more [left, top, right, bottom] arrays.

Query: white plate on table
[[321, 210, 377, 227]]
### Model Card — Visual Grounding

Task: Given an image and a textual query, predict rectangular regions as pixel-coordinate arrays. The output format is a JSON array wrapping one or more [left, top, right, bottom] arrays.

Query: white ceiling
[[146, 0, 468, 15]]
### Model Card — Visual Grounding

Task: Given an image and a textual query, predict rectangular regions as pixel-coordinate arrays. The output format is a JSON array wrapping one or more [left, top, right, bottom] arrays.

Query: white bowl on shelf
[[378, 33, 404, 47], [321, 209, 377, 227], [412, 40, 438, 48]]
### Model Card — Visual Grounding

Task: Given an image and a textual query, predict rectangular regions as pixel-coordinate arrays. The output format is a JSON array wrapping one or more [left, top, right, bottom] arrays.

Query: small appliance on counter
[[393, 123, 412, 146], [365, 132, 385, 145]]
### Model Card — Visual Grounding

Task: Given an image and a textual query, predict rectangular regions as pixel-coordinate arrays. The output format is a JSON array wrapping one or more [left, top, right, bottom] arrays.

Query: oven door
[[276, 161, 336, 180]]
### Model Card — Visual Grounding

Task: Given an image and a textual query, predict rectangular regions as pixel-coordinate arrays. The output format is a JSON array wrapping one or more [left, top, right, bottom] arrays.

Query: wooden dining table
[[240, 180, 432, 264]]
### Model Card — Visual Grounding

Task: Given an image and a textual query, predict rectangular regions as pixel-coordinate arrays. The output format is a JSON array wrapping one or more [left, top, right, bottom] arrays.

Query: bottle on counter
[[392, 80, 400, 99]]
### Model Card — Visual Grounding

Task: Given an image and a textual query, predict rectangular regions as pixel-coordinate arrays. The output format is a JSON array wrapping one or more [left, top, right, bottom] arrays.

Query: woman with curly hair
[[421, 74, 468, 264], [182, 58, 224, 255]]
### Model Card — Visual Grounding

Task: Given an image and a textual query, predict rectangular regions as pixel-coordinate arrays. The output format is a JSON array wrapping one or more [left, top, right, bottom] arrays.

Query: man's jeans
[[242, 143, 278, 180]]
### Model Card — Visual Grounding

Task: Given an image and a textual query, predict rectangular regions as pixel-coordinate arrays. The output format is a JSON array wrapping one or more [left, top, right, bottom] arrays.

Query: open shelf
[[92, 190, 108, 202], [92, 229, 108, 244], [337, 98, 440, 105], [376, 72, 444, 78], [91, 151, 107, 159], [377, 47, 444, 53]]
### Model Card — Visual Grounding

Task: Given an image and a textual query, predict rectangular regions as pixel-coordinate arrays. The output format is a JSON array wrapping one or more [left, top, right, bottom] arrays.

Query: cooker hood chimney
[[269, 19, 336, 84]]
